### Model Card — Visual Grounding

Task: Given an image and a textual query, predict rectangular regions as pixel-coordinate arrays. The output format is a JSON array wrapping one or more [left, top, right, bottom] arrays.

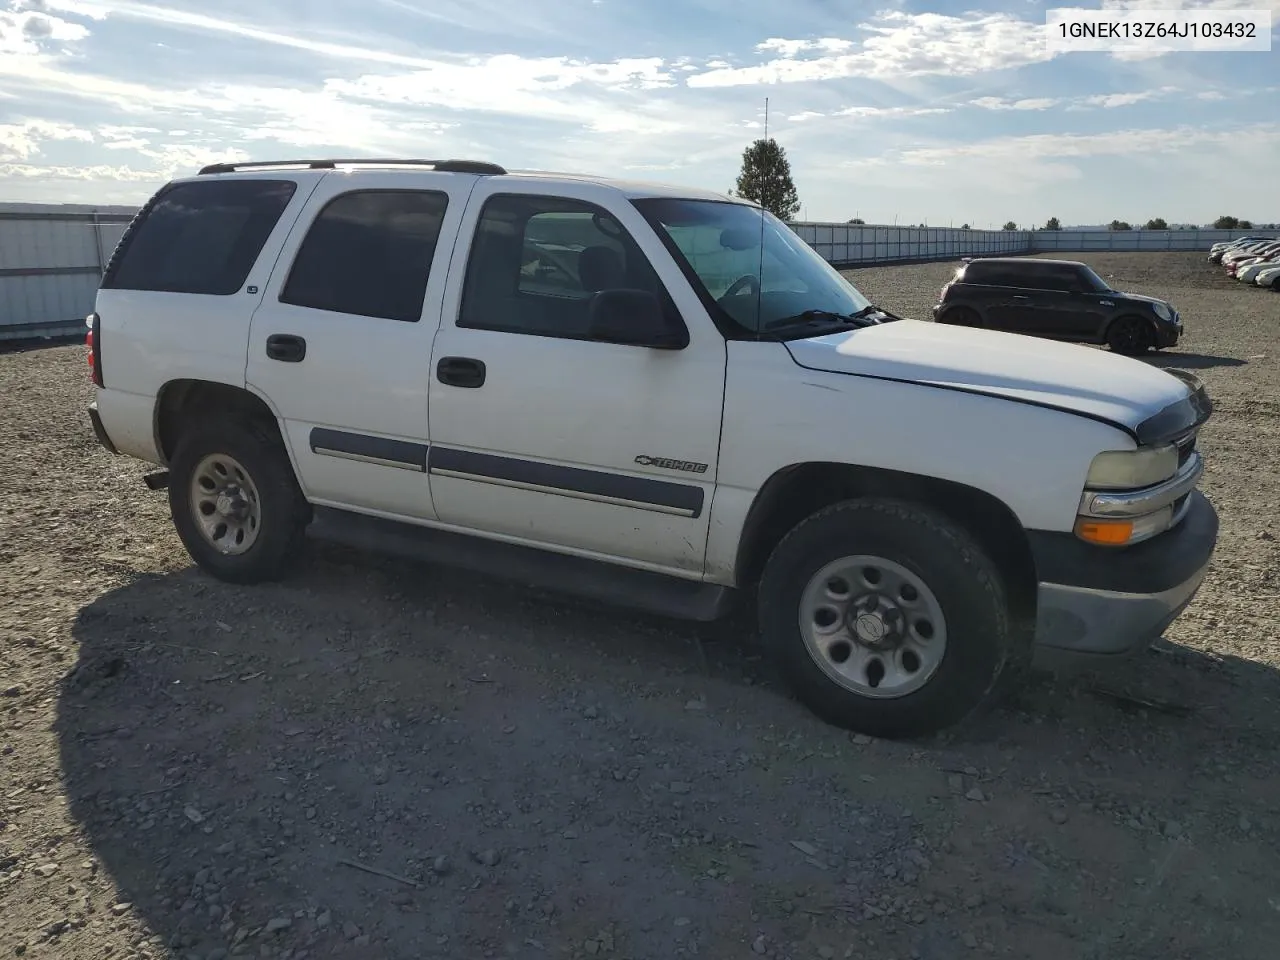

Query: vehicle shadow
[[55, 547, 1280, 959], [1146, 351, 1247, 370]]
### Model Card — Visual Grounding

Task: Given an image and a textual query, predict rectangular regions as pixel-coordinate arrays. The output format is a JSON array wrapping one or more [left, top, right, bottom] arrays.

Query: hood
[[784, 319, 1200, 440], [1112, 291, 1168, 307]]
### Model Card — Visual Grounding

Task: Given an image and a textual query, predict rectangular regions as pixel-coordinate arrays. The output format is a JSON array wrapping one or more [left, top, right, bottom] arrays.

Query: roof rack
[[197, 158, 507, 176]]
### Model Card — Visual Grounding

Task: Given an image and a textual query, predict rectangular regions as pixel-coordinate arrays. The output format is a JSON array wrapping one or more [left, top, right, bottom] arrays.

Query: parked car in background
[[1235, 253, 1280, 284], [1209, 236, 1274, 262], [933, 256, 1183, 355], [1254, 264, 1280, 290], [1222, 241, 1280, 269]]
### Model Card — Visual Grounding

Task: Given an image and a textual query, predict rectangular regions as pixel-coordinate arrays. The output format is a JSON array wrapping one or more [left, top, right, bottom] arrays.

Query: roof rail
[[197, 158, 507, 176]]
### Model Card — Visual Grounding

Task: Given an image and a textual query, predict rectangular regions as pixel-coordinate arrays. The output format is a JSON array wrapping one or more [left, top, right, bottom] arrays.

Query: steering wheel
[[722, 274, 760, 299]]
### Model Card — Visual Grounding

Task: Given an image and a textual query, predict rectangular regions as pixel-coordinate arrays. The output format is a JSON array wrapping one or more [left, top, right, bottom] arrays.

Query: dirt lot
[[2, 251, 1279, 960]]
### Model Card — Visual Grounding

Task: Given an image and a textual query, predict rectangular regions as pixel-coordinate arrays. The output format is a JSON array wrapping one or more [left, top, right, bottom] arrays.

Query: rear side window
[[964, 262, 1029, 288], [102, 179, 297, 295], [280, 189, 449, 322]]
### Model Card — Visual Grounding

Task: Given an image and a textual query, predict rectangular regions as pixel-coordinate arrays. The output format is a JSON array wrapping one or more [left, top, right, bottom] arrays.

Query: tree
[[732, 138, 801, 220], [1213, 215, 1240, 229], [1240, 220, 1253, 229], [1144, 217, 1168, 230], [1108, 220, 1132, 231], [1043, 216, 1061, 231], [847, 217, 865, 224], [1002, 221, 1018, 230], [960, 223, 970, 230]]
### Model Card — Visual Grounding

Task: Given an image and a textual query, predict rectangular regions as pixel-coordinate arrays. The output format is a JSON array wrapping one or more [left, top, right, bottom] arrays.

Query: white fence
[[1032, 229, 1276, 254], [0, 199, 1272, 340], [0, 203, 134, 341], [789, 224, 1032, 265], [790, 223, 1277, 265]]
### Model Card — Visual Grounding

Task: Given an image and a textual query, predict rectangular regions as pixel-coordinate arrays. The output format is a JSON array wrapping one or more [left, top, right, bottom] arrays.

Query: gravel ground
[[2, 251, 1279, 960]]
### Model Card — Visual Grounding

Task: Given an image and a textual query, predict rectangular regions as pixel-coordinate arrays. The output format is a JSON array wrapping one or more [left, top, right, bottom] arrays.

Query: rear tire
[[1106, 316, 1155, 355], [168, 418, 310, 584], [757, 498, 1018, 739]]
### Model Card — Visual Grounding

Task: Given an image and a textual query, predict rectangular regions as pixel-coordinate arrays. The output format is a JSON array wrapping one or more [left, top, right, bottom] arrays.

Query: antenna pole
[[764, 97, 769, 141]]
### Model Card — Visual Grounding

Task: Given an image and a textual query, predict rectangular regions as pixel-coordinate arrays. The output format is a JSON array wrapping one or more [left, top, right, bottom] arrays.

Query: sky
[[0, 0, 1277, 226]]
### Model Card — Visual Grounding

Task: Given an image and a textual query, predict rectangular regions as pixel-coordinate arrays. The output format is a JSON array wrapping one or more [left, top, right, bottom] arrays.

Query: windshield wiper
[[761, 305, 888, 333]]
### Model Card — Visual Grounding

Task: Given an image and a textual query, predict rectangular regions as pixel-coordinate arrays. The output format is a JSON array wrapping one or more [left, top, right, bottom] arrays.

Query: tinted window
[[103, 179, 296, 295], [459, 194, 678, 340], [281, 189, 449, 322], [963, 262, 1025, 288]]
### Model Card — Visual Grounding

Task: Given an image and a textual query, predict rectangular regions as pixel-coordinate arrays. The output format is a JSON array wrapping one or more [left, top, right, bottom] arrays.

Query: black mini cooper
[[931, 256, 1183, 355]]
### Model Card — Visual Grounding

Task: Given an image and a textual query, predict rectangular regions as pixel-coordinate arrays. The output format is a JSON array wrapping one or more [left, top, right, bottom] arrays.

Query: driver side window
[[458, 194, 682, 341]]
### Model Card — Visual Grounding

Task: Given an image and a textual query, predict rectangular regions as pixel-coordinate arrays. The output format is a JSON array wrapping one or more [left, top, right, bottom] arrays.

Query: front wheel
[[757, 499, 1018, 739], [1106, 316, 1155, 355], [168, 418, 310, 584]]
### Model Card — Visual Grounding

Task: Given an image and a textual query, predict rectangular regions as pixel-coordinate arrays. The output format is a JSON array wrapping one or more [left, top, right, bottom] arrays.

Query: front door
[[425, 181, 727, 576], [245, 171, 472, 519]]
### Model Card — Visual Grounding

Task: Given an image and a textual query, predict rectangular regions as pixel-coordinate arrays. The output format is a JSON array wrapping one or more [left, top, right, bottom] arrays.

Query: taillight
[[86, 312, 103, 387]]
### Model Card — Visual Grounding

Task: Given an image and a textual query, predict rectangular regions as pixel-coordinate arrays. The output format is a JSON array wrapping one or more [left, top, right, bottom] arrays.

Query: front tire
[[168, 418, 310, 584], [757, 498, 1017, 739], [1106, 316, 1155, 355]]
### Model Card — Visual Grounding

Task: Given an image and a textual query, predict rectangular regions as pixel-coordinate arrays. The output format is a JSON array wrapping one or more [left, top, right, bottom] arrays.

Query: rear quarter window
[[102, 178, 297, 295]]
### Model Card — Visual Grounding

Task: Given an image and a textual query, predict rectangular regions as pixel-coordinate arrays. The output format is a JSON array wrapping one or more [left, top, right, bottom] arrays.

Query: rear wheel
[[1106, 316, 1155, 355], [168, 418, 310, 584], [757, 498, 1018, 739]]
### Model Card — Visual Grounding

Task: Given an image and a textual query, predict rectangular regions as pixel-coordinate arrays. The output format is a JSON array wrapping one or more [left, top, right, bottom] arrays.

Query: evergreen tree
[[732, 138, 801, 221]]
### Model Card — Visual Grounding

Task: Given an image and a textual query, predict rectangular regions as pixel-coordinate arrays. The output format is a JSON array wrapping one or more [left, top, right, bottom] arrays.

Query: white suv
[[86, 158, 1218, 738]]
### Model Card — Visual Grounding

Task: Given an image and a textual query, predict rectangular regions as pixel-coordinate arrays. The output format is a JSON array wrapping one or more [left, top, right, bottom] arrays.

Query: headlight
[[1151, 301, 1172, 321], [1085, 444, 1178, 490]]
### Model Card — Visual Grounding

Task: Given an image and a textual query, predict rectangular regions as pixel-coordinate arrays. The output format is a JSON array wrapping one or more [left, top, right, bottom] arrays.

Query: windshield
[[632, 197, 873, 334], [1077, 264, 1112, 292]]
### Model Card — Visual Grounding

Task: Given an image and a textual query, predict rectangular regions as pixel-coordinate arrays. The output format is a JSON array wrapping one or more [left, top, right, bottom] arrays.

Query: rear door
[[245, 171, 474, 519]]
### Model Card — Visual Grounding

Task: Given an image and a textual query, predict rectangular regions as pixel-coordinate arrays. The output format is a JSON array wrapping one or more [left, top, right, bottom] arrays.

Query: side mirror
[[587, 289, 687, 349]]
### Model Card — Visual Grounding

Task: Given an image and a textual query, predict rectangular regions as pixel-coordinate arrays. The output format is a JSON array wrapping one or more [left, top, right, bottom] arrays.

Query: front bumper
[[1029, 490, 1217, 658], [1156, 317, 1182, 348]]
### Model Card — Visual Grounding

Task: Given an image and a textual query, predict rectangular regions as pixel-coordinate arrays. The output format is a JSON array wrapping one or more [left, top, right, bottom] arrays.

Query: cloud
[[0, 119, 92, 162], [970, 96, 1061, 110], [688, 13, 1055, 86], [0, 4, 88, 54], [789, 103, 951, 122], [799, 86, 1183, 122], [843, 122, 1280, 186]]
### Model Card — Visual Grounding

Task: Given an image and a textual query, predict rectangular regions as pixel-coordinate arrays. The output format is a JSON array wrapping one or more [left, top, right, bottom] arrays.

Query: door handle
[[436, 356, 486, 388], [265, 334, 306, 362]]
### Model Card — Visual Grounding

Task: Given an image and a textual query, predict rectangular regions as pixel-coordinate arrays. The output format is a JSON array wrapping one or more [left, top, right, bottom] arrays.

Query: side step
[[306, 506, 738, 623]]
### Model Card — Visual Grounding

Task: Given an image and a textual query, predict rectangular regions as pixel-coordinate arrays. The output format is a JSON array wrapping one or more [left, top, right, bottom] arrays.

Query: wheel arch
[[154, 378, 282, 465], [734, 462, 1037, 625]]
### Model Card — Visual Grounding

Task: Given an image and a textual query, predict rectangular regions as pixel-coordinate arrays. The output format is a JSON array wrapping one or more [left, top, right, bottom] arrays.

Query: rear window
[[963, 261, 1033, 288], [102, 178, 297, 295]]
